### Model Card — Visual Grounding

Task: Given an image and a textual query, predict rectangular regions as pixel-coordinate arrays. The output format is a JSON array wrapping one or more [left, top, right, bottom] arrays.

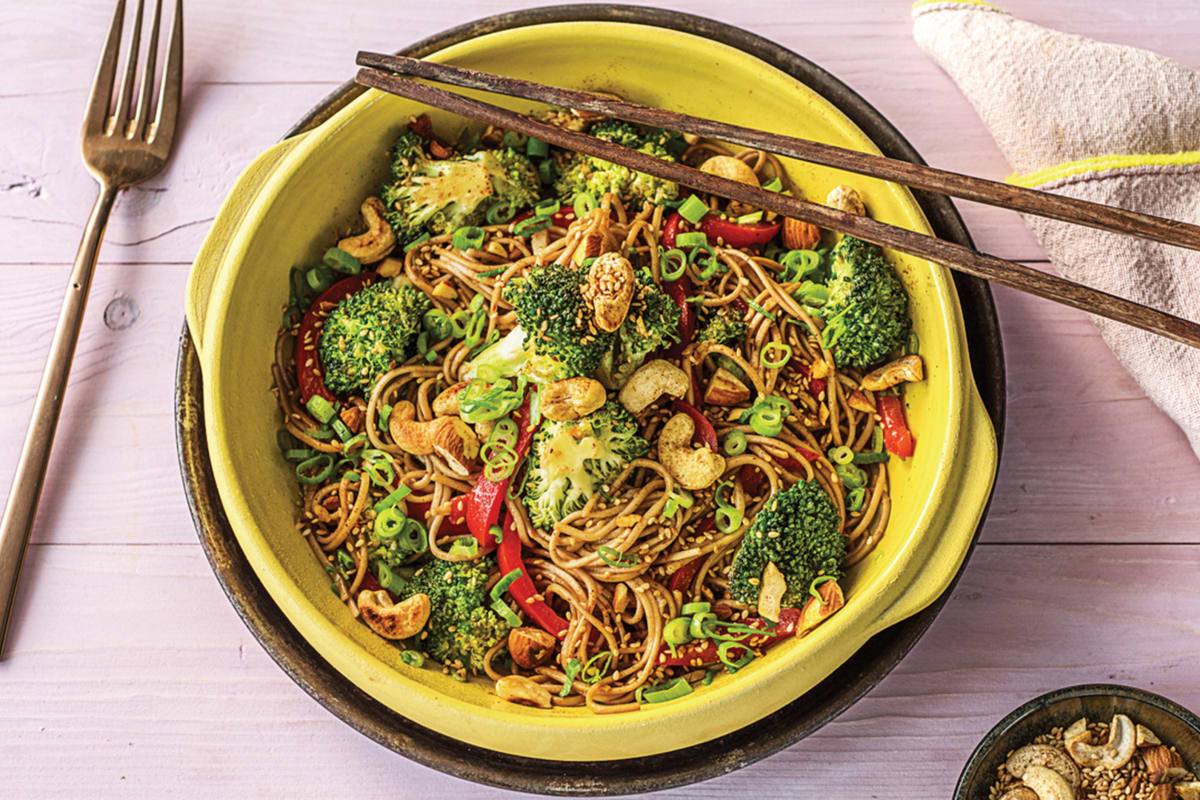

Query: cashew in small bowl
[[337, 196, 397, 264], [541, 377, 607, 421], [357, 591, 431, 640], [1064, 714, 1136, 770], [494, 674, 553, 709], [1005, 744, 1080, 790], [998, 788, 1039, 800], [507, 627, 557, 669], [699, 155, 760, 187], [860, 355, 924, 392], [618, 359, 689, 414], [388, 402, 479, 473], [1020, 765, 1074, 800], [826, 184, 866, 217], [658, 412, 725, 490], [583, 252, 636, 332]]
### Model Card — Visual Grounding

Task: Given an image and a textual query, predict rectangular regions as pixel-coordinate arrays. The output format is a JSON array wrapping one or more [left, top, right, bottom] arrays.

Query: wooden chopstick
[[353, 65, 1200, 350], [358, 51, 1200, 254]]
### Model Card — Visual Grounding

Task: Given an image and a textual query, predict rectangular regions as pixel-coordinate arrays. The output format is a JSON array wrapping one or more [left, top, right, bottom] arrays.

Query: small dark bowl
[[955, 684, 1200, 800]]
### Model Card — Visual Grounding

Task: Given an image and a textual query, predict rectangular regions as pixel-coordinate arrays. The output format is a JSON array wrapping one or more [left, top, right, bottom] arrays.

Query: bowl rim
[[953, 683, 1200, 800], [175, 4, 1007, 794]]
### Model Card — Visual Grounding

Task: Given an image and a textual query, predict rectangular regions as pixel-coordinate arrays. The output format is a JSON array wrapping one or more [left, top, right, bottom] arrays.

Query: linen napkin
[[911, 0, 1200, 459]]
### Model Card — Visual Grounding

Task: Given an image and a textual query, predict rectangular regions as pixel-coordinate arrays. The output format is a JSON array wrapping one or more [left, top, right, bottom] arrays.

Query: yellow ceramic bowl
[[185, 21, 997, 761]]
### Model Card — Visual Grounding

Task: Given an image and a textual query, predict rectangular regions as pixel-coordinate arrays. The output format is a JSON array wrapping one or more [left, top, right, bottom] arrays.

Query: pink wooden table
[[2, 1, 1198, 796]]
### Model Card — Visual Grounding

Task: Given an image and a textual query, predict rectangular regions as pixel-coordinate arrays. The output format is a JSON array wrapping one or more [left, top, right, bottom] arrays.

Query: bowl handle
[[185, 134, 310, 358]]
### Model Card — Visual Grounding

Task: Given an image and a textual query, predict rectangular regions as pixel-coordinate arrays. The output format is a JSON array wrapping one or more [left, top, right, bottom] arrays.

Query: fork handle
[[0, 182, 119, 657]]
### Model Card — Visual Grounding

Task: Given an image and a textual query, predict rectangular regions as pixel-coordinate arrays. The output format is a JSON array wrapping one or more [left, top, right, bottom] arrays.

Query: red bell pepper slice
[[464, 396, 539, 550], [672, 399, 718, 452], [497, 513, 568, 639], [667, 518, 716, 594], [661, 211, 682, 249], [663, 275, 695, 359], [699, 216, 781, 249], [512, 204, 576, 230], [295, 272, 379, 403], [877, 394, 915, 458], [657, 607, 801, 668]]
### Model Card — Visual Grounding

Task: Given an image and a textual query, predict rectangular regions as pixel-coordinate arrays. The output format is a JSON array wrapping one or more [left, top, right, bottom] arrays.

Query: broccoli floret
[[589, 119, 645, 147], [553, 134, 680, 209], [817, 236, 911, 369], [522, 400, 648, 528], [502, 263, 614, 381], [695, 305, 749, 346], [599, 269, 681, 388], [318, 281, 432, 395], [646, 127, 689, 159], [381, 127, 540, 244], [404, 556, 508, 675], [728, 481, 845, 608]]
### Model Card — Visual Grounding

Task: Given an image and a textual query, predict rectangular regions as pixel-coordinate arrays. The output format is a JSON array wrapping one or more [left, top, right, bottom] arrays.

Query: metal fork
[[0, 0, 183, 657]]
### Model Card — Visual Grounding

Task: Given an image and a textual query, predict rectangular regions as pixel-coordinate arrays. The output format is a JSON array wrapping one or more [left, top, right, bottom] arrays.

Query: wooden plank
[[0, 542, 1195, 797]]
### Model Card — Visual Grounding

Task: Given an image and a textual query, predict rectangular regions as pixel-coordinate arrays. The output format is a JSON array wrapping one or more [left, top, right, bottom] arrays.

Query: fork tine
[[110, 0, 144, 136], [83, 0, 126, 134], [131, 0, 163, 141], [150, 0, 183, 146]]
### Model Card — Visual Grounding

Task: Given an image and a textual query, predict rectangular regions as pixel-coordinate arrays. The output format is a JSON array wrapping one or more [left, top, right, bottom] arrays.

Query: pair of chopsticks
[[354, 52, 1200, 349]]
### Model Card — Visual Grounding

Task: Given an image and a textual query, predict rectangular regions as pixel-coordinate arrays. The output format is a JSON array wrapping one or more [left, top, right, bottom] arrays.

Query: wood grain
[[2, 0, 1199, 797]]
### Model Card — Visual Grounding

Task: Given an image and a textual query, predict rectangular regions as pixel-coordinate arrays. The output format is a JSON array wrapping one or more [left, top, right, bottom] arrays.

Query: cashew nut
[[357, 591, 431, 640], [699, 155, 760, 187], [494, 674, 553, 709], [703, 367, 752, 406], [507, 626, 557, 669], [826, 184, 866, 217], [388, 401, 479, 473], [1065, 714, 1136, 770], [618, 359, 689, 414], [1137, 724, 1162, 748], [432, 381, 469, 417], [1020, 765, 1074, 800], [1006, 745, 1080, 790], [337, 197, 397, 263], [998, 789, 1038, 800], [797, 579, 844, 636], [658, 412, 726, 490], [756, 561, 786, 623], [540, 377, 607, 421], [583, 252, 636, 332], [860, 355, 924, 392], [1175, 782, 1200, 800]]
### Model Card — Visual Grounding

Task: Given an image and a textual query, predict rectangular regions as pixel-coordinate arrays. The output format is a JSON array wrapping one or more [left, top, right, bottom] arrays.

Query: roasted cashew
[[432, 381, 469, 417], [699, 155, 760, 187], [357, 591, 431, 640], [337, 197, 397, 264], [388, 401, 479, 473], [494, 675, 553, 709], [583, 252, 636, 332], [1065, 715, 1136, 770], [1006, 745, 1080, 790], [541, 377, 607, 421], [826, 184, 866, 217], [797, 579, 844, 636], [618, 359, 689, 414], [756, 561, 786, 623], [507, 627, 557, 669], [1021, 766, 1074, 800], [860, 355, 924, 392], [703, 367, 751, 406], [658, 412, 725, 490]]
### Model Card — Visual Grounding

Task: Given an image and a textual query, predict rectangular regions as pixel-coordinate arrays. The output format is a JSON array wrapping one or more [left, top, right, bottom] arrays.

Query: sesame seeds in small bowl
[[955, 685, 1200, 800]]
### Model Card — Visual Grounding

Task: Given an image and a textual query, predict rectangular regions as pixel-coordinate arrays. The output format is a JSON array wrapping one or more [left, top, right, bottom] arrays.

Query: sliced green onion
[[662, 490, 694, 518], [399, 649, 425, 667], [452, 226, 486, 251], [463, 309, 487, 349], [449, 310, 471, 337], [485, 201, 516, 226], [677, 195, 709, 224], [702, 670, 717, 686], [852, 451, 889, 465], [335, 549, 355, 578], [749, 408, 783, 437], [501, 130, 526, 150], [717, 641, 754, 672], [331, 418, 352, 442], [907, 331, 920, 355], [827, 445, 854, 465], [526, 137, 550, 158], [306, 395, 335, 424], [689, 611, 717, 640], [641, 676, 694, 703], [759, 342, 792, 369], [490, 568, 523, 602], [488, 524, 503, 543], [735, 211, 764, 224], [779, 249, 822, 282], [573, 191, 597, 221], [488, 418, 518, 449], [376, 562, 409, 595], [597, 546, 638, 569], [809, 575, 837, 604], [675, 230, 707, 249], [342, 471, 361, 483], [745, 299, 777, 321], [533, 198, 559, 218], [537, 159, 557, 186], [847, 487, 867, 512], [403, 232, 431, 253], [379, 404, 394, 429], [659, 248, 687, 281], [581, 651, 613, 684], [342, 433, 366, 453], [282, 448, 314, 462], [723, 430, 747, 456], [373, 485, 412, 514], [305, 264, 334, 292], [449, 536, 479, 558], [580, 256, 596, 268], [397, 518, 429, 556], [423, 309, 453, 340], [323, 247, 361, 275], [512, 215, 551, 236], [714, 505, 744, 534], [363, 451, 397, 488], [296, 453, 335, 485], [559, 657, 583, 697], [373, 506, 406, 541], [871, 426, 885, 453], [681, 601, 711, 616], [797, 280, 829, 307], [835, 462, 868, 489], [762, 176, 784, 192], [663, 617, 693, 646], [490, 597, 522, 628]]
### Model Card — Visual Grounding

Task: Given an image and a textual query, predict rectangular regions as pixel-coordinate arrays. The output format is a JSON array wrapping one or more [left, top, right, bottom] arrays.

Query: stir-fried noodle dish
[[272, 109, 924, 713]]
